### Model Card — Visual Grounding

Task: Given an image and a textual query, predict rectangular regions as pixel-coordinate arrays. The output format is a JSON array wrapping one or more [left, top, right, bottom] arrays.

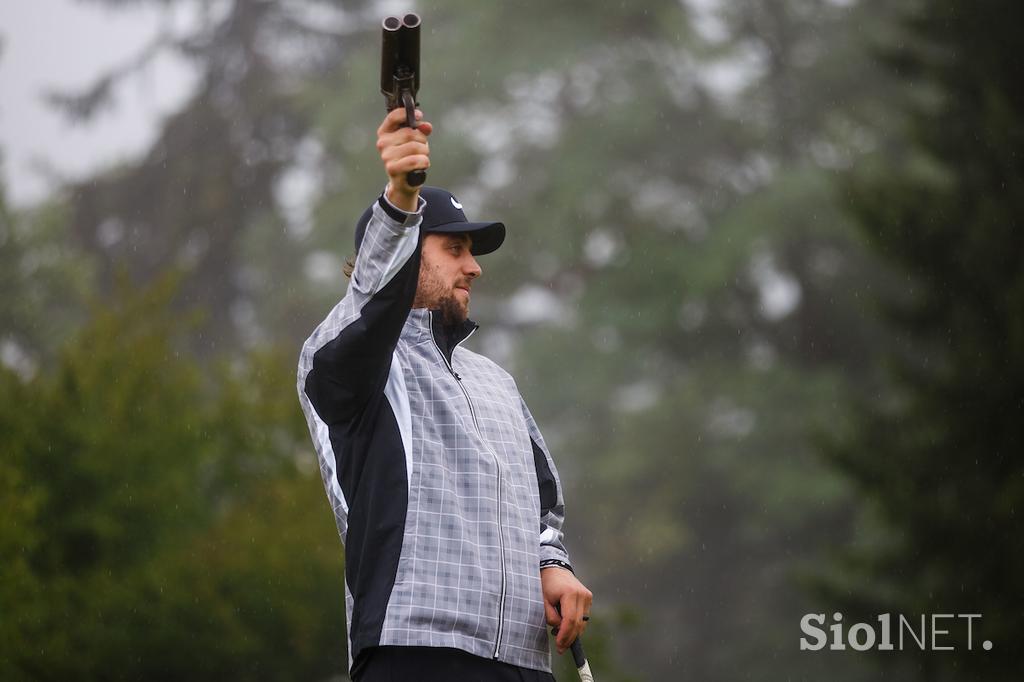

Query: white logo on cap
[[450, 196, 463, 210]]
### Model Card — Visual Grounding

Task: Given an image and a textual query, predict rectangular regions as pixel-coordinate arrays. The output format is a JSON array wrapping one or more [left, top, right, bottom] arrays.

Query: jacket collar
[[402, 308, 479, 364]]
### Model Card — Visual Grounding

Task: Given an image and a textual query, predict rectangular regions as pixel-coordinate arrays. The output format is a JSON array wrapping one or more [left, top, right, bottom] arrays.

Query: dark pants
[[353, 646, 558, 682]]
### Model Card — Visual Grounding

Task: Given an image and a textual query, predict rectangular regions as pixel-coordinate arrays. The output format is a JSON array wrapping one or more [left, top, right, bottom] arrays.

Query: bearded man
[[297, 107, 592, 682]]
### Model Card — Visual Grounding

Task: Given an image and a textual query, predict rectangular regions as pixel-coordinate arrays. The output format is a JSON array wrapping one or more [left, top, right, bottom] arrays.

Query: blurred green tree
[[820, 0, 1024, 678], [0, 277, 345, 680]]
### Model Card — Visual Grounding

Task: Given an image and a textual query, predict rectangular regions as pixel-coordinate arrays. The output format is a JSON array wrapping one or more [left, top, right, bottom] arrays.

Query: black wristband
[[377, 192, 410, 222], [377, 188, 424, 222], [540, 559, 574, 574]]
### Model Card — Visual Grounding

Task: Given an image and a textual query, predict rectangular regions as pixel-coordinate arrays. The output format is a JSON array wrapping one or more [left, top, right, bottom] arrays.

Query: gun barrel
[[399, 13, 420, 87], [380, 13, 421, 100], [380, 16, 402, 95]]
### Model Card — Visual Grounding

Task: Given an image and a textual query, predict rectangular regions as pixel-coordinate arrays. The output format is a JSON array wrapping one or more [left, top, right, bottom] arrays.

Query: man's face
[[413, 233, 482, 324]]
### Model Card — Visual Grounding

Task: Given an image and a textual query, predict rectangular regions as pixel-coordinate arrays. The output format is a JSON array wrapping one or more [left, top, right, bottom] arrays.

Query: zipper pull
[[454, 371, 462, 381]]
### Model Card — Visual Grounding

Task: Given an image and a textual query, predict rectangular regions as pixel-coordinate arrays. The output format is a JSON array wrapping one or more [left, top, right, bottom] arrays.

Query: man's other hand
[[376, 107, 432, 211], [541, 567, 593, 655]]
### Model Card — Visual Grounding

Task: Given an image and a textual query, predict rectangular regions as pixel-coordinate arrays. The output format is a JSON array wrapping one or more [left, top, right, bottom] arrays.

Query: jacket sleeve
[[520, 395, 573, 571], [297, 192, 424, 428]]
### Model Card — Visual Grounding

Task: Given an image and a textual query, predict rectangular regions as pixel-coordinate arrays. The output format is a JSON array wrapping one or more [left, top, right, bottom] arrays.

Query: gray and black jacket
[[296, 193, 571, 675]]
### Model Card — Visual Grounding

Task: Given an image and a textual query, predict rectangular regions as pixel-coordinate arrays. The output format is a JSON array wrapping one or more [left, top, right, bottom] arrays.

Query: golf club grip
[[570, 639, 585, 668], [554, 604, 594, 680]]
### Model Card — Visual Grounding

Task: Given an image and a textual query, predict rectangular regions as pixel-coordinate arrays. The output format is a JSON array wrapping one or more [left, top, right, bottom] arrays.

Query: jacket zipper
[[427, 312, 508, 660]]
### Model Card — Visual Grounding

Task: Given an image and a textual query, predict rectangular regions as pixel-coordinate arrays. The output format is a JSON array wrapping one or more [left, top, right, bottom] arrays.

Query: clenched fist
[[376, 107, 433, 211]]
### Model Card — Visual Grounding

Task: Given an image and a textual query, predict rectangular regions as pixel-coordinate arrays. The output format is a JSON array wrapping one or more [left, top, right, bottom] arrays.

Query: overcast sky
[[0, 0, 758, 211], [0, 0, 197, 207]]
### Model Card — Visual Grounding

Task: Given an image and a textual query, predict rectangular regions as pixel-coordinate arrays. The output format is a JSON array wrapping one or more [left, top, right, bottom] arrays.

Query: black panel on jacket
[[531, 437, 558, 514], [333, 399, 409, 663]]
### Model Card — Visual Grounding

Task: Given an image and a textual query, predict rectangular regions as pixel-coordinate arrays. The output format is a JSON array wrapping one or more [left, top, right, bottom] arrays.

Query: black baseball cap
[[355, 186, 506, 255]]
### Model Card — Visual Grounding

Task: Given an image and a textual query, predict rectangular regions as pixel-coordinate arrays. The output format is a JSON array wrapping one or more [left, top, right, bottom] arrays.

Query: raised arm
[[298, 107, 433, 426]]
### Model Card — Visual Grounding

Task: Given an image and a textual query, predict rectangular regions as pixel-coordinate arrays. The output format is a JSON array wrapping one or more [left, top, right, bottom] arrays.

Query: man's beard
[[414, 265, 469, 325], [436, 292, 467, 326]]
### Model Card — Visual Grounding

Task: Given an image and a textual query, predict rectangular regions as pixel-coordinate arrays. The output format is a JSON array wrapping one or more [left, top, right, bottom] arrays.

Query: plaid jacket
[[296, 193, 571, 675]]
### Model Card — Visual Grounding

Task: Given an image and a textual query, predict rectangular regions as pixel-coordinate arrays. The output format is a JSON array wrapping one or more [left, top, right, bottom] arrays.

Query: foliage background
[[1, 0, 1020, 680]]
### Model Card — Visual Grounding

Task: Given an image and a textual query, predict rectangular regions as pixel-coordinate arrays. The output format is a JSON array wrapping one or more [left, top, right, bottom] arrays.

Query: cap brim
[[426, 221, 506, 256]]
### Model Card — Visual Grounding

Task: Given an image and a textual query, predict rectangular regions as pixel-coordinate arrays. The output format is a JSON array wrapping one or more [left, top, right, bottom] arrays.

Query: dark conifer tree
[[825, 1, 1024, 677]]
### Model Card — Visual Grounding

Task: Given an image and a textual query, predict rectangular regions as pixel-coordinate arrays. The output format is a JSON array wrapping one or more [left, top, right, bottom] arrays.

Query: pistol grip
[[400, 90, 426, 186]]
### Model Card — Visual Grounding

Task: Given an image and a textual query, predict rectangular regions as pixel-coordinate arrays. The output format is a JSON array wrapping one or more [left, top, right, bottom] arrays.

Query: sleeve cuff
[[378, 186, 426, 224], [540, 558, 574, 574]]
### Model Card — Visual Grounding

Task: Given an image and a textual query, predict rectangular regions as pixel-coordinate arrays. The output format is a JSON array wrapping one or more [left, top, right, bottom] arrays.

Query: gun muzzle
[[380, 13, 421, 103]]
